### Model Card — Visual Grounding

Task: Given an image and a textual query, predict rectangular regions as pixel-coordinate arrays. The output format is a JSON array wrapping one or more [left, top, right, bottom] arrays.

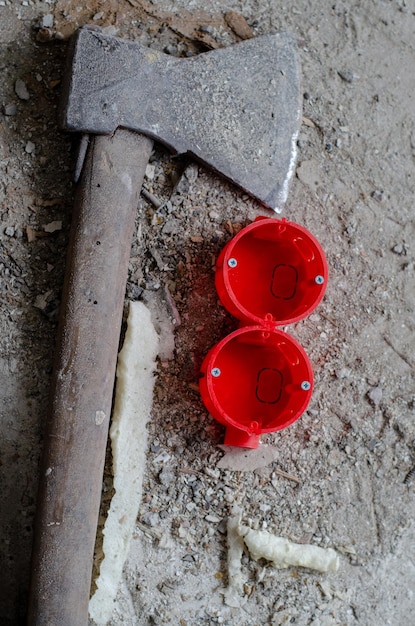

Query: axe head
[[60, 28, 301, 211]]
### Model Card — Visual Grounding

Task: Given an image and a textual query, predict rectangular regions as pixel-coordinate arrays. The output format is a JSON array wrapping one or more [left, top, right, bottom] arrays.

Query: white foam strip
[[224, 507, 245, 607], [239, 524, 339, 573], [89, 301, 159, 625]]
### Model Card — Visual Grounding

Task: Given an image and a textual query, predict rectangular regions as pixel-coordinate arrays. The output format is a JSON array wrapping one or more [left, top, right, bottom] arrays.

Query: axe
[[27, 27, 301, 625]]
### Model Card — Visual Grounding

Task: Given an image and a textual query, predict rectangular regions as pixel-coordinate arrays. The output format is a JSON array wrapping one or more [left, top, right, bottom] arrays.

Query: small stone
[[335, 367, 351, 379], [41, 14, 54, 28], [190, 480, 202, 496], [371, 189, 384, 202], [34, 290, 52, 311], [392, 243, 406, 255], [328, 448, 343, 466], [158, 466, 174, 486], [368, 386, 382, 407], [153, 450, 171, 463], [209, 210, 221, 222], [93, 11, 104, 21], [43, 220, 62, 233], [25, 141, 35, 154], [162, 219, 180, 235], [141, 512, 160, 527], [4, 226, 15, 237], [204, 467, 220, 479], [15, 78, 30, 101], [224, 11, 254, 40], [3, 103, 17, 116], [145, 164, 156, 180], [164, 44, 178, 55], [185, 163, 198, 184], [338, 69, 357, 83]]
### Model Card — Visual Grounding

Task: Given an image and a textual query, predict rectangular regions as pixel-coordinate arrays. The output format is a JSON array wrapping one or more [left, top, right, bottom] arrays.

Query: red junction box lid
[[199, 326, 313, 448], [215, 217, 328, 327]]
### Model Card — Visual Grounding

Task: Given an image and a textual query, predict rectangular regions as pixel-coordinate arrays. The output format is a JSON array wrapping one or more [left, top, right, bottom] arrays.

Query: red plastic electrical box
[[215, 217, 328, 326], [199, 217, 328, 448], [199, 326, 313, 448]]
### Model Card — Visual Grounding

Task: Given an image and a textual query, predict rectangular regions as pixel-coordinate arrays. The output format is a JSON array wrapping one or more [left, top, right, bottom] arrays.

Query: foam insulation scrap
[[239, 525, 340, 572], [89, 301, 159, 625], [224, 508, 246, 608], [225, 511, 339, 606]]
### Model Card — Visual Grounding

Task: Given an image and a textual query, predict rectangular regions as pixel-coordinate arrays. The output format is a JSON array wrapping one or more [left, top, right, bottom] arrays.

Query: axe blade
[[60, 28, 301, 211]]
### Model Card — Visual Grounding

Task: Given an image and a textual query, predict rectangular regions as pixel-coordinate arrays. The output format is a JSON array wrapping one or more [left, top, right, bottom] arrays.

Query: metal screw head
[[211, 367, 221, 377], [315, 275, 325, 285], [228, 258, 238, 268], [301, 380, 311, 391]]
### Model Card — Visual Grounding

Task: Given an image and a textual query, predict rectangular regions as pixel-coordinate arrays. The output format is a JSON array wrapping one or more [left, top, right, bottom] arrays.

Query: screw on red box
[[199, 216, 328, 448]]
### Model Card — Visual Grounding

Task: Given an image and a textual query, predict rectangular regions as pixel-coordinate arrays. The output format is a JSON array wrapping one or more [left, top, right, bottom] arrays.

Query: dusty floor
[[1, 0, 415, 624]]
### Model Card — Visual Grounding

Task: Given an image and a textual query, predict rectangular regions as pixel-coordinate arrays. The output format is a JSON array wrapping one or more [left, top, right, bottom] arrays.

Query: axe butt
[[28, 128, 153, 625]]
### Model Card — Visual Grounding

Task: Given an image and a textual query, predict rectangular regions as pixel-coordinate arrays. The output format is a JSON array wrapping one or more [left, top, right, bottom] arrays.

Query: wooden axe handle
[[28, 128, 153, 625]]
